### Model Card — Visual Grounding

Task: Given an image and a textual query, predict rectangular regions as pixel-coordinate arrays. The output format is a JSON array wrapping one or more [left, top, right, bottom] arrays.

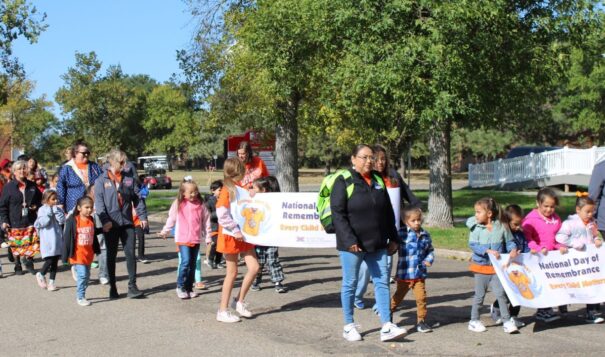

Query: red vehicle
[[143, 168, 172, 189]]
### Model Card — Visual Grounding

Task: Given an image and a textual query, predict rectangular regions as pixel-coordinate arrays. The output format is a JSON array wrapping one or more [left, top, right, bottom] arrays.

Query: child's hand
[[559, 246, 568, 254], [595, 239, 603, 248], [233, 231, 244, 241], [424, 261, 432, 267], [509, 249, 519, 259], [487, 249, 500, 259], [541, 247, 548, 256], [159, 231, 168, 240], [530, 249, 537, 255]]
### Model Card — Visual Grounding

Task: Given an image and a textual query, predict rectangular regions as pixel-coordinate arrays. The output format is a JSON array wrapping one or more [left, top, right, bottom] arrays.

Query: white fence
[[468, 146, 605, 188]]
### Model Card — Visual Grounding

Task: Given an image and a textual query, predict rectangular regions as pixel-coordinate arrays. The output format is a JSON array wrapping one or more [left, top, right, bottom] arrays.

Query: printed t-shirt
[[69, 215, 95, 265], [216, 186, 254, 254]]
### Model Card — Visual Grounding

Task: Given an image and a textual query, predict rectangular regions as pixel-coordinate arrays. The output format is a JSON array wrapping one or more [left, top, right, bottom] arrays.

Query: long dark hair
[[73, 196, 94, 217], [253, 176, 281, 193]]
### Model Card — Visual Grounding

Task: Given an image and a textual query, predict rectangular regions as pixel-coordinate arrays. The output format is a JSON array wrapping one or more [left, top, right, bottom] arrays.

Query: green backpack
[[317, 169, 385, 233]]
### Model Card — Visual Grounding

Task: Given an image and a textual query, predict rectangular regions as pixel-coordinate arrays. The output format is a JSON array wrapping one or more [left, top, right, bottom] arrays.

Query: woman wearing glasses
[[331, 144, 406, 342], [94, 149, 147, 299], [57, 140, 102, 214]]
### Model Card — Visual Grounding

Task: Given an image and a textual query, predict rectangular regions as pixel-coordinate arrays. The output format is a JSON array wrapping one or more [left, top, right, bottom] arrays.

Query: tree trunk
[[426, 118, 454, 228], [275, 91, 300, 192]]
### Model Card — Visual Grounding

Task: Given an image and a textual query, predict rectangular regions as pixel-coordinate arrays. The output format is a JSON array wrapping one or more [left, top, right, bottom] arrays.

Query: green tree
[[56, 52, 156, 157], [0, 0, 47, 102], [0, 78, 56, 156]]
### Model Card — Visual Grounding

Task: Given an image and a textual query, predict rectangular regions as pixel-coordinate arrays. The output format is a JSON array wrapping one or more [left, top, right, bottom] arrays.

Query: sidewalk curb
[[434, 248, 471, 261]]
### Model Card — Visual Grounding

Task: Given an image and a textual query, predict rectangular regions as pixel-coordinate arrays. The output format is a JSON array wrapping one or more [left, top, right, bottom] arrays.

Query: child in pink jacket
[[556, 194, 604, 324], [160, 179, 211, 299], [522, 188, 564, 322]]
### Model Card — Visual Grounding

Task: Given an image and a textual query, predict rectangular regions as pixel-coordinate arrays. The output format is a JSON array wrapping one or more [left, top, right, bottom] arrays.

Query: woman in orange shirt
[[236, 141, 269, 189], [215, 158, 259, 323], [62, 196, 100, 306]]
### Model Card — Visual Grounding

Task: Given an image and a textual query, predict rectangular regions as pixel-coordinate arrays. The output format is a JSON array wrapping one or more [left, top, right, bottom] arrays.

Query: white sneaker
[[468, 320, 487, 332], [47, 280, 58, 291], [380, 322, 406, 342], [343, 323, 362, 341], [511, 317, 525, 327], [204, 259, 213, 269], [77, 298, 91, 306], [216, 309, 240, 323], [99, 277, 109, 285], [71, 265, 77, 282], [231, 298, 252, 318], [176, 287, 189, 299], [503, 319, 519, 334]]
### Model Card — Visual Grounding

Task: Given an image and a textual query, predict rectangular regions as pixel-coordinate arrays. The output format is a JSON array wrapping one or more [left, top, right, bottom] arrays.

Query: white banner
[[490, 245, 605, 308], [224, 187, 401, 248]]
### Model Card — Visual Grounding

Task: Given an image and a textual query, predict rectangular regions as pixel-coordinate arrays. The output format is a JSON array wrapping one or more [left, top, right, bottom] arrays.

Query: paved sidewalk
[[1, 215, 604, 356]]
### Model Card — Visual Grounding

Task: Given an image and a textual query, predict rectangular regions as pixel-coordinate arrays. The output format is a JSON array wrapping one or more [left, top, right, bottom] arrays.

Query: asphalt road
[[2, 215, 604, 356]]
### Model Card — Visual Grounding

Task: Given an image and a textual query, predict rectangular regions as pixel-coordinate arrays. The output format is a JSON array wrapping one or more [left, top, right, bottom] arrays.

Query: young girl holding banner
[[216, 158, 259, 323], [555, 193, 604, 324]]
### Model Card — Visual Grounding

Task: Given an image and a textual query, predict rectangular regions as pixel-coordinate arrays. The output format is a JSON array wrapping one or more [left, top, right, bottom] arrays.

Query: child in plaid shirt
[[390, 207, 434, 333]]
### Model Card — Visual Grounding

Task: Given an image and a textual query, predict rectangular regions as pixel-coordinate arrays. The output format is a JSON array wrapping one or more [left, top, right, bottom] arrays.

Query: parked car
[[505, 146, 561, 159], [143, 168, 172, 189]]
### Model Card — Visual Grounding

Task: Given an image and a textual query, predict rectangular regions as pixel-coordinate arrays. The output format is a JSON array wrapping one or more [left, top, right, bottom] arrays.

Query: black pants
[[207, 235, 222, 265], [40, 256, 59, 280], [106, 225, 137, 289], [135, 226, 145, 258]]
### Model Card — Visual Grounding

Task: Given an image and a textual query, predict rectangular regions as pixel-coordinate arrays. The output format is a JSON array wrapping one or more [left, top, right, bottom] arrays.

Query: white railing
[[468, 146, 605, 188]]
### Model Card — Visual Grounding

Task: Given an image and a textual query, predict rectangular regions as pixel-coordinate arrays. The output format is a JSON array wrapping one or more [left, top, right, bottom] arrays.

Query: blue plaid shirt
[[395, 227, 435, 280]]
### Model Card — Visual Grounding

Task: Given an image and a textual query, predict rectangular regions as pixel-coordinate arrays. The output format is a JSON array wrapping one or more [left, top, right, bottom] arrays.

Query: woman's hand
[[102, 222, 113, 233], [348, 244, 362, 253], [509, 249, 519, 259], [387, 241, 399, 255]]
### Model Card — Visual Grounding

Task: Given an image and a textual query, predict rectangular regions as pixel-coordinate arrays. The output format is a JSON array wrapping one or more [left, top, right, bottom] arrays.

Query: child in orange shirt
[[216, 158, 259, 323], [62, 196, 100, 306]]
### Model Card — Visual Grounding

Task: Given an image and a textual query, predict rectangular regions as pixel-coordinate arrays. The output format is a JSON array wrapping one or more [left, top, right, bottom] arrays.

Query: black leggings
[[207, 236, 222, 265], [40, 256, 59, 280]]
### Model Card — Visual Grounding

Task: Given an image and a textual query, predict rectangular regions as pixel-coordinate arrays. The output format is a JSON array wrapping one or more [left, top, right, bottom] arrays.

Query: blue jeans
[[74, 264, 90, 300], [355, 255, 392, 306], [177, 249, 202, 283], [177, 245, 200, 291], [339, 249, 390, 324]]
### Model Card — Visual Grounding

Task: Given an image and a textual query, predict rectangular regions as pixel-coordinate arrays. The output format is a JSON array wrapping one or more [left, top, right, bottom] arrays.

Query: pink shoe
[[35, 272, 47, 289]]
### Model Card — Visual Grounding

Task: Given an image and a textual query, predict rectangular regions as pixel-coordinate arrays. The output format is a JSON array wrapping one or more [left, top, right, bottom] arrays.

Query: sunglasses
[[78, 151, 91, 156]]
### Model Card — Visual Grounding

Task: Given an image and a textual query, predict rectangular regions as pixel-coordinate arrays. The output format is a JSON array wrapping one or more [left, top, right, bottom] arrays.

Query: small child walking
[[62, 196, 100, 306], [522, 188, 565, 322], [34, 190, 66, 291], [390, 207, 434, 333], [555, 193, 604, 324], [250, 176, 288, 293], [490, 204, 528, 327], [160, 178, 211, 299], [467, 197, 519, 334], [204, 180, 224, 269]]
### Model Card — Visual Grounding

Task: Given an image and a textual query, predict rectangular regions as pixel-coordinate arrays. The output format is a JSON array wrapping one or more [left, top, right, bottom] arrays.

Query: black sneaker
[[275, 282, 288, 293], [586, 311, 605, 324], [416, 321, 433, 333], [535, 309, 560, 323], [250, 282, 261, 291], [14, 264, 23, 275], [128, 286, 144, 299], [559, 305, 568, 317]]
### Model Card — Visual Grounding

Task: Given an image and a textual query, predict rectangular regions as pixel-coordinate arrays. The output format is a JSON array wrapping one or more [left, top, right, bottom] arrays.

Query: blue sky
[[13, 0, 196, 114]]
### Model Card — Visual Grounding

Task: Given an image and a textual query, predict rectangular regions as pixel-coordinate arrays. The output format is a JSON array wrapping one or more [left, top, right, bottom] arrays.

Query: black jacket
[[0, 179, 42, 228], [330, 168, 399, 252], [62, 215, 101, 262], [204, 194, 219, 234]]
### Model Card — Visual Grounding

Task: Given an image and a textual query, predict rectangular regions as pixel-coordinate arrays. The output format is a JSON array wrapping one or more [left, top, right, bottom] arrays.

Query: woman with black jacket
[[330, 144, 406, 342], [0, 160, 42, 275]]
